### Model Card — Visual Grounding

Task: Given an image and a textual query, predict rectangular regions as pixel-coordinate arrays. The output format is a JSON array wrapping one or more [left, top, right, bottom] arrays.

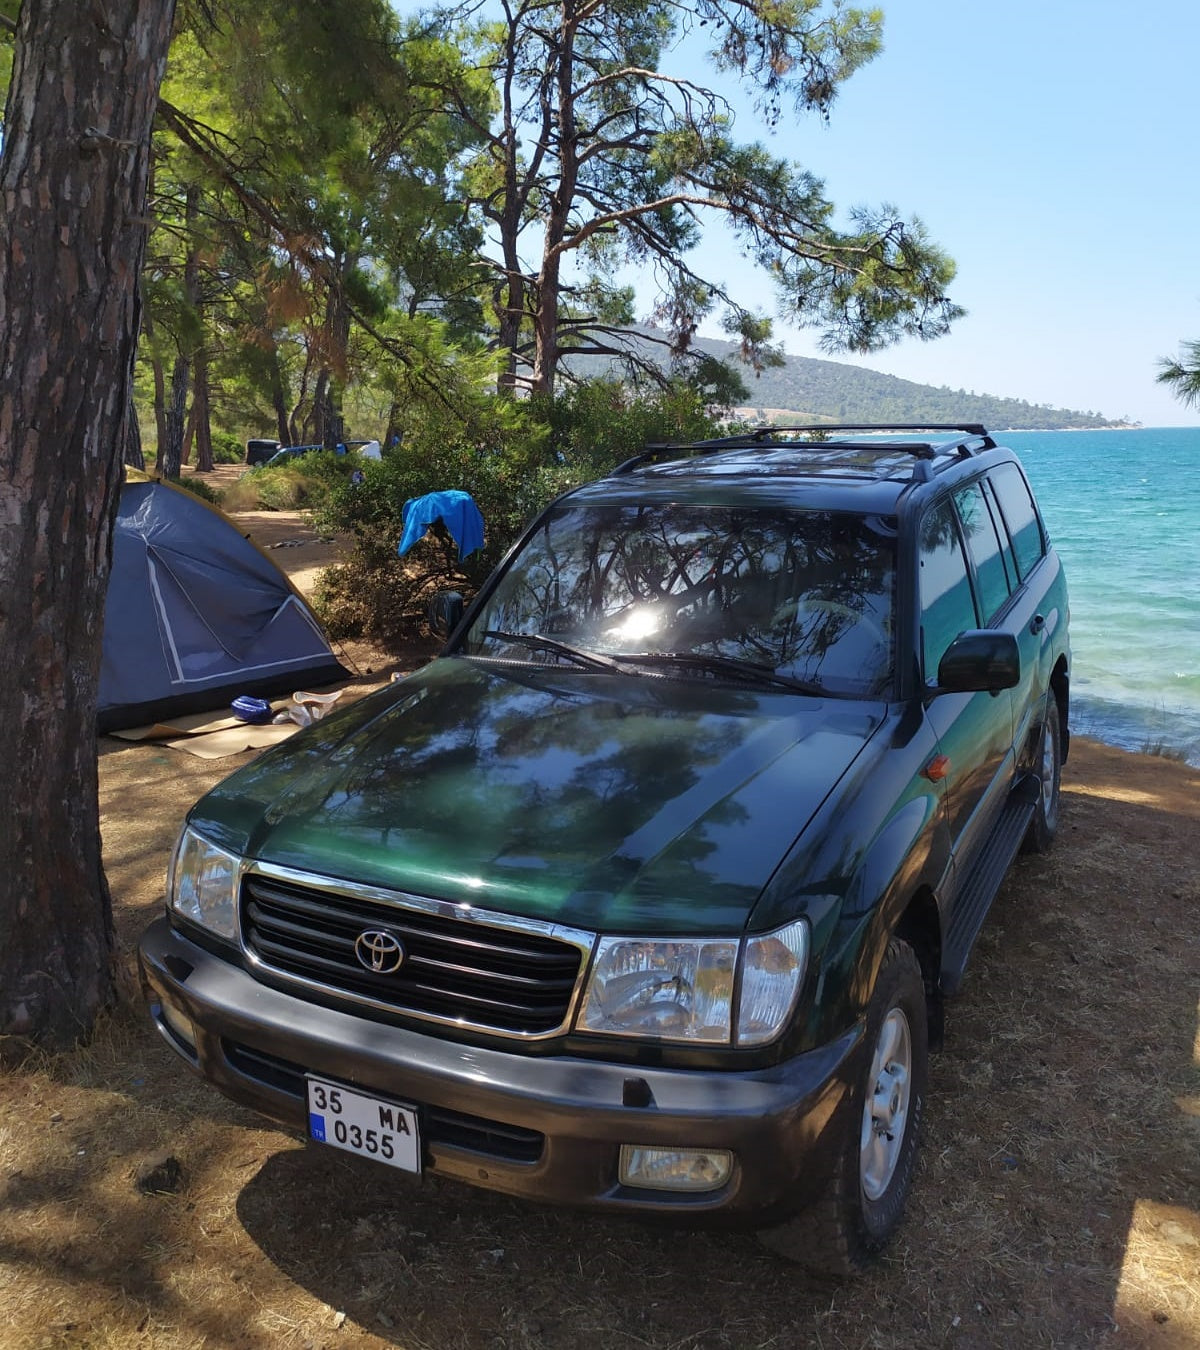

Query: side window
[[953, 481, 1012, 623], [919, 500, 977, 682], [988, 462, 1046, 581], [980, 477, 1018, 592]]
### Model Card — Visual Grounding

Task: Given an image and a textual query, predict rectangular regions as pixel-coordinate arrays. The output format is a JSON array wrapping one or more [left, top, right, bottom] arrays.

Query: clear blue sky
[[397, 1, 1200, 425], [683, 0, 1200, 426]]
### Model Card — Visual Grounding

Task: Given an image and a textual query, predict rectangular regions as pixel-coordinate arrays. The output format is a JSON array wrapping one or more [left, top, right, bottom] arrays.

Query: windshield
[[461, 503, 896, 696]]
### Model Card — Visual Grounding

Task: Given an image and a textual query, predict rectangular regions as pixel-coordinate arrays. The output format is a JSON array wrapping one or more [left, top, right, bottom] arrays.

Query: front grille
[[241, 873, 587, 1036], [223, 1041, 545, 1163]]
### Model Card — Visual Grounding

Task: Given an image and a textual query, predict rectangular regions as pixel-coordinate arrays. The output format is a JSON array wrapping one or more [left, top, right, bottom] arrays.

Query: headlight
[[576, 918, 809, 1045], [737, 920, 810, 1046], [168, 825, 241, 941], [578, 937, 738, 1041]]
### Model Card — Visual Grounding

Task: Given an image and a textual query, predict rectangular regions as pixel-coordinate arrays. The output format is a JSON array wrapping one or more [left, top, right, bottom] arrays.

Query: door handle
[[1030, 613, 1046, 635]]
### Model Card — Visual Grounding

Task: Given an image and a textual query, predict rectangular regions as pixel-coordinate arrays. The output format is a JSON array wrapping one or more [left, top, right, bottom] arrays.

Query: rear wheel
[[1022, 696, 1062, 854], [758, 938, 928, 1274]]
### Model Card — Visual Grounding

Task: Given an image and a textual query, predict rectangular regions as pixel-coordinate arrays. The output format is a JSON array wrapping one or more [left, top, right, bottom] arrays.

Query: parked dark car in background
[[140, 424, 1070, 1273], [244, 438, 279, 467]]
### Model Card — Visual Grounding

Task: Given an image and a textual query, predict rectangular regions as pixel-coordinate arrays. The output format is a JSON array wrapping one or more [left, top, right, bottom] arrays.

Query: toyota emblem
[[354, 929, 406, 974]]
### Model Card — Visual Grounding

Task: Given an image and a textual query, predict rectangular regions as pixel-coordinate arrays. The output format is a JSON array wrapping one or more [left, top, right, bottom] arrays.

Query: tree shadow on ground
[[231, 743, 1200, 1348], [11, 737, 1181, 1348]]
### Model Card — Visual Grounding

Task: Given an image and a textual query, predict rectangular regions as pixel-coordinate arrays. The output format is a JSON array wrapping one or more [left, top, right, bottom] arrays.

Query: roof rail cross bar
[[612, 424, 995, 475], [743, 422, 991, 438]]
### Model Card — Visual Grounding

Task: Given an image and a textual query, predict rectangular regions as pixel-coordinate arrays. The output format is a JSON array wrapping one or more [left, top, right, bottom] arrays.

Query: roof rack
[[612, 423, 997, 477]]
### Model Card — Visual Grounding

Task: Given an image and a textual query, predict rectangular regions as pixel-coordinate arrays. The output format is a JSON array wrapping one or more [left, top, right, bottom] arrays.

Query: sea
[[1004, 427, 1200, 765]]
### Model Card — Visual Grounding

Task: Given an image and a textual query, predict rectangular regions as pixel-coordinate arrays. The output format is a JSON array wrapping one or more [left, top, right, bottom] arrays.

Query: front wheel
[[758, 938, 928, 1275], [1022, 696, 1062, 854]]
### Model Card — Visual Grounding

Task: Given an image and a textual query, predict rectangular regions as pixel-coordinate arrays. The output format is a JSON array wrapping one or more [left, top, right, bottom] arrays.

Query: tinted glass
[[954, 481, 1012, 623], [988, 462, 1045, 580], [919, 499, 977, 680], [464, 504, 897, 695], [980, 477, 1018, 591]]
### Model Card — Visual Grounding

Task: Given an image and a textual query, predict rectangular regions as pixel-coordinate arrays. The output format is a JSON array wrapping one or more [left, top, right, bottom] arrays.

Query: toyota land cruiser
[[139, 424, 1070, 1272]]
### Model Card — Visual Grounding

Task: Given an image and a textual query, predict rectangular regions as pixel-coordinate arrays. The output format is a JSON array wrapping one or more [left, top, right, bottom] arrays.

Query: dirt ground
[[1, 498, 1198, 1350]]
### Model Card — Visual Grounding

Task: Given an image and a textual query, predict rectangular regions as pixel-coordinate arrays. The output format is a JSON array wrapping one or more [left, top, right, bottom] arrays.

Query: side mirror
[[935, 630, 1020, 694], [428, 589, 464, 639]]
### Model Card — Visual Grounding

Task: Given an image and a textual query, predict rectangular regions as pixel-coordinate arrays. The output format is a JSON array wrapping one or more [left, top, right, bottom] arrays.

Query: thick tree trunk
[[0, 0, 177, 1054]]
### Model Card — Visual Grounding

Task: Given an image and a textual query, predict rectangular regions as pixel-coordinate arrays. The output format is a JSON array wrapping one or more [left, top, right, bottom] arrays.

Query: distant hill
[[572, 331, 1134, 430]]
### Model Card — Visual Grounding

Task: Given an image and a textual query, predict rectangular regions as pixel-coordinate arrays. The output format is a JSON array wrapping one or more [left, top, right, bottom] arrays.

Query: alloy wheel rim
[[860, 1007, 912, 1201]]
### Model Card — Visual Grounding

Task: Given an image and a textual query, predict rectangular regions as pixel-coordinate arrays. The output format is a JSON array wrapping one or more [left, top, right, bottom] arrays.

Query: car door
[[918, 495, 1016, 881], [984, 462, 1062, 760]]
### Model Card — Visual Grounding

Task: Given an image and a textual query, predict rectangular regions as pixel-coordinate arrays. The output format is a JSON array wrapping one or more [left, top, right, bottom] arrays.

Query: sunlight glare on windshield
[[608, 606, 663, 643]]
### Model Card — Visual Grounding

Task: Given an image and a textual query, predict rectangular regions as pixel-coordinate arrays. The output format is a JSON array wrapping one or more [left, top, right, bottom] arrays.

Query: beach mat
[[109, 708, 300, 758]]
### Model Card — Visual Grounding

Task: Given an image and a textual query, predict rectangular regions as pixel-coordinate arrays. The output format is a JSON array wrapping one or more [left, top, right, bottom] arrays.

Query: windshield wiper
[[478, 630, 622, 672], [609, 651, 822, 693]]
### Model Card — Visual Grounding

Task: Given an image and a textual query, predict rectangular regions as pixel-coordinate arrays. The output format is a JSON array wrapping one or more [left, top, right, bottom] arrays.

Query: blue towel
[[398, 490, 485, 559]]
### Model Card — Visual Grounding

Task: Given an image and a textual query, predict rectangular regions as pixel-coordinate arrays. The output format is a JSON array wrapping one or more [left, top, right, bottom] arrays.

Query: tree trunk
[[123, 394, 145, 470], [0, 0, 177, 1054], [142, 308, 169, 457], [316, 264, 351, 448], [292, 340, 315, 442], [268, 343, 291, 445], [161, 354, 189, 478], [383, 396, 402, 455], [493, 22, 530, 395], [193, 349, 213, 471], [529, 4, 580, 399], [310, 367, 330, 445], [181, 390, 197, 465]]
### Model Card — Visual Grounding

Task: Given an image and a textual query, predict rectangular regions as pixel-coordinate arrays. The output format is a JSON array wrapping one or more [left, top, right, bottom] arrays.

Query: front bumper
[[139, 916, 862, 1223]]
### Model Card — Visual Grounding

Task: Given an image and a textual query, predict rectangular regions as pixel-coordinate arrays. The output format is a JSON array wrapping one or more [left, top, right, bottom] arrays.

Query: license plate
[[305, 1076, 421, 1173]]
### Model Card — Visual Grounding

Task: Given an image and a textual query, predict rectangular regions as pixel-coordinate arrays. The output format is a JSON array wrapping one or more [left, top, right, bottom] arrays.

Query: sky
[[395, 1, 1200, 426], [680, 0, 1200, 427]]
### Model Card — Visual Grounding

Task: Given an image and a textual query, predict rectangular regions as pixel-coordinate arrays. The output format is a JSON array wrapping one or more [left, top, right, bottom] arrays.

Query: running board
[[941, 778, 1039, 995]]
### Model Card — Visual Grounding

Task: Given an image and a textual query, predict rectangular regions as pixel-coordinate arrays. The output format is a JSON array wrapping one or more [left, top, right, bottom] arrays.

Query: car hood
[[191, 658, 885, 934]]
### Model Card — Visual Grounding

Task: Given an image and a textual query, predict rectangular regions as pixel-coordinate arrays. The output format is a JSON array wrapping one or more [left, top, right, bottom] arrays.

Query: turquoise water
[[1005, 428, 1200, 764]]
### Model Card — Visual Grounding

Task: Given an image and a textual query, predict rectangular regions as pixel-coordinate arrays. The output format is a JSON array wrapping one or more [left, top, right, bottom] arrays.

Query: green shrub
[[210, 431, 245, 464], [221, 452, 352, 512], [312, 383, 726, 642], [169, 474, 222, 504]]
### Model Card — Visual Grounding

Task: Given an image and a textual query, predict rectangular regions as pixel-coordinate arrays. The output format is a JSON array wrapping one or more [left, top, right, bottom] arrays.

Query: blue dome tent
[[99, 474, 347, 732]]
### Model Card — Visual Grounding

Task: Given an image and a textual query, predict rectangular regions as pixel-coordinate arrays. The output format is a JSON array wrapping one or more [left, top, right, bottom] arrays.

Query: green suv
[[139, 424, 1070, 1272]]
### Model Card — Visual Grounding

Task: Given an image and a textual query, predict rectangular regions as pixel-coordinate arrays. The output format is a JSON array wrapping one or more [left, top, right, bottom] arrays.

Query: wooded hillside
[[576, 332, 1130, 429]]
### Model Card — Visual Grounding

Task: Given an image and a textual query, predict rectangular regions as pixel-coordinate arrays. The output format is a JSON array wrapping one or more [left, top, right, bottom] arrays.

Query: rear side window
[[953, 482, 1012, 623], [919, 499, 977, 681], [988, 462, 1046, 580], [980, 478, 1018, 592]]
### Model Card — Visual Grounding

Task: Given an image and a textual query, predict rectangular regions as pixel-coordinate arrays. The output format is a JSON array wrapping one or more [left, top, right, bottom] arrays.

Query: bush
[[169, 474, 223, 504], [312, 383, 726, 643], [221, 452, 353, 512], [210, 431, 245, 464]]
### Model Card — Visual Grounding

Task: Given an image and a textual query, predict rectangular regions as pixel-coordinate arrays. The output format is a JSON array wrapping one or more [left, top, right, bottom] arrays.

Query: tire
[[1022, 695, 1062, 855], [758, 938, 928, 1275]]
